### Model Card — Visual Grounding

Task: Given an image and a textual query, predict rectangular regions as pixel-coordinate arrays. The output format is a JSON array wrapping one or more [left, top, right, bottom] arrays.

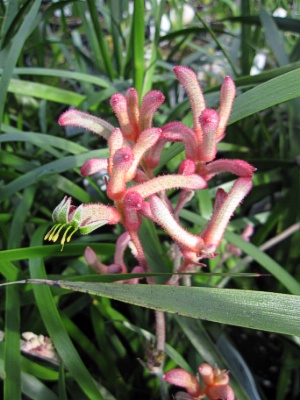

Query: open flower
[[164, 363, 235, 400], [44, 196, 120, 248]]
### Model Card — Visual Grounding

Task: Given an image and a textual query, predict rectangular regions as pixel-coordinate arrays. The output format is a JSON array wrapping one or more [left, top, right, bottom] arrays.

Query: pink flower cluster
[[164, 363, 234, 400], [45, 66, 254, 283]]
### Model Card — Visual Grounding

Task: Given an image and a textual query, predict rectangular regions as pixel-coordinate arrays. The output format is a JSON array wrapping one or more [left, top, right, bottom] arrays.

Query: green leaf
[[8, 78, 85, 106], [11, 280, 300, 337], [86, 0, 114, 80], [0, 243, 115, 262], [28, 227, 103, 399], [0, 67, 110, 88], [0, 0, 43, 125], [0, 357, 58, 400], [133, 0, 145, 97], [259, 7, 289, 66], [4, 186, 35, 400], [0, 149, 108, 201], [229, 69, 300, 124], [0, 131, 88, 154]]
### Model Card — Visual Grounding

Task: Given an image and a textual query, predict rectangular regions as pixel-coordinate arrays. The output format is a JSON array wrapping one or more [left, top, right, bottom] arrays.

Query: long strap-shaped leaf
[[229, 69, 300, 124], [29, 227, 102, 399], [0, 0, 42, 127], [4, 186, 36, 400], [14, 279, 300, 337]]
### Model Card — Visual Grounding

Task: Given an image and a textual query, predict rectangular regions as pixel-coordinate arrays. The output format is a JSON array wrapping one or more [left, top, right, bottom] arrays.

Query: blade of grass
[[7, 79, 86, 106], [195, 11, 238, 77], [133, 0, 145, 98], [58, 362, 67, 400], [0, 0, 42, 126], [47, 175, 92, 203], [0, 261, 21, 281], [0, 131, 88, 154], [224, 15, 300, 35], [0, 243, 115, 262], [29, 226, 103, 399], [86, 0, 114, 80], [0, 358, 58, 400], [4, 285, 21, 400], [143, 0, 166, 95], [0, 0, 18, 48], [0, 67, 110, 88], [0, 149, 108, 201], [108, 0, 123, 76], [240, 0, 252, 75], [229, 69, 300, 124], [259, 7, 289, 66], [4, 186, 35, 400], [20, 356, 59, 381]]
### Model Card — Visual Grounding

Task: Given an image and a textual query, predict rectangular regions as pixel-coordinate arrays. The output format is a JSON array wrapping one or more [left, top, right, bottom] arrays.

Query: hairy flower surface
[[46, 66, 254, 282], [164, 363, 235, 400]]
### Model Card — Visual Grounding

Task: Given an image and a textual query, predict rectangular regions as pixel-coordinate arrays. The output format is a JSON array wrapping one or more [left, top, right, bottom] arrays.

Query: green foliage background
[[0, 1, 300, 399]]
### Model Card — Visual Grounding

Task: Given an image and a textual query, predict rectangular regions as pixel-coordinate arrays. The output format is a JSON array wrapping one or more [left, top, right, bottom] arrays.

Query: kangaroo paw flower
[[128, 174, 207, 199], [126, 88, 140, 141], [201, 177, 252, 252], [173, 66, 206, 142], [162, 122, 198, 161], [80, 158, 108, 176], [107, 147, 134, 200], [150, 195, 204, 253], [200, 159, 256, 181], [44, 197, 120, 248], [164, 369, 202, 398], [217, 76, 236, 141], [110, 93, 133, 140], [139, 90, 165, 132], [198, 109, 219, 163], [164, 363, 235, 400], [58, 109, 114, 140]]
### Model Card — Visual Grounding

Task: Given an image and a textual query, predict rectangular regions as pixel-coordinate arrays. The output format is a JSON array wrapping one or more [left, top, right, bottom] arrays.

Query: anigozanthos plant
[[45, 67, 255, 387], [46, 67, 254, 265]]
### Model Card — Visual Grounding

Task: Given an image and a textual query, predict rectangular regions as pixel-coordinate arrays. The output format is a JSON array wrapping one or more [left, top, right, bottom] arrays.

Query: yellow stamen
[[51, 224, 66, 242], [44, 225, 58, 241], [66, 227, 78, 243], [60, 225, 74, 251]]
